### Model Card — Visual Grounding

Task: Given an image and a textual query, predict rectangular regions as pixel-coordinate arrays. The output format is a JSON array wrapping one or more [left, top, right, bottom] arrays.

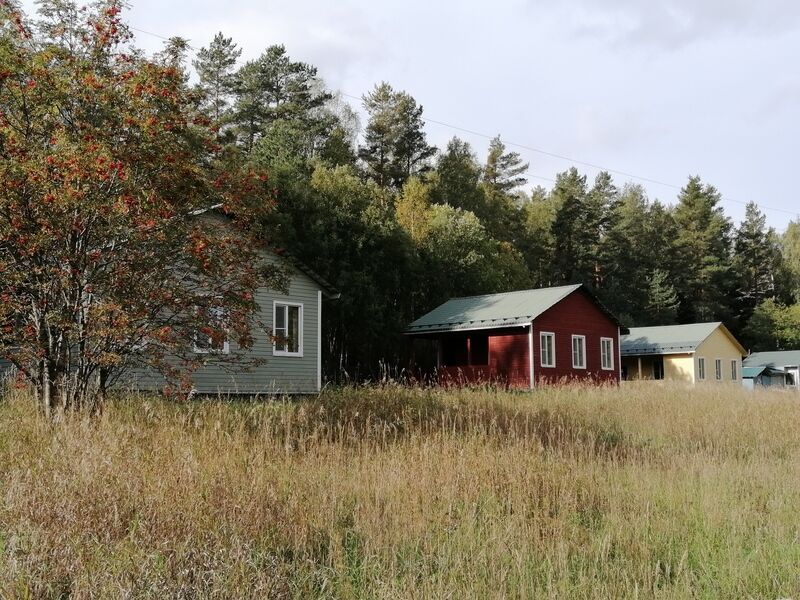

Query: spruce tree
[[601, 186, 680, 326], [549, 168, 591, 284], [672, 176, 734, 322], [645, 269, 679, 325], [429, 137, 484, 213], [586, 171, 620, 288], [733, 202, 780, 329]]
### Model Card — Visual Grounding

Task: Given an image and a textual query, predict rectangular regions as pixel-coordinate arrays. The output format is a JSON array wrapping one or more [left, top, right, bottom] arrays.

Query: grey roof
[[407, 284, 597, 334], [621, 322, 725, 356], [744, 351, 800, 369]]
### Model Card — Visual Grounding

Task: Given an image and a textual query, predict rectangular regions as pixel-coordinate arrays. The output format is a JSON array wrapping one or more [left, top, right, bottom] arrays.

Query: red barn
[[406, 284, 626, 387]]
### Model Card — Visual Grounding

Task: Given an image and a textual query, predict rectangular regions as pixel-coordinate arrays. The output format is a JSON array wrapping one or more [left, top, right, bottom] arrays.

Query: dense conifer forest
[[191, 34, 800, 378]]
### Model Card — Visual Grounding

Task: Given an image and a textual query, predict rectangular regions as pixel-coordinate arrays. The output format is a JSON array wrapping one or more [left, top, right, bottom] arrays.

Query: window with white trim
[[697, 357, 706, 380], [600, 337, 614, 370], [273, 301, 303, 356], [571, 335, 586, 369], [715, 359, 722, 380], [193, 305, 229, 354], [540, 332, 555, 367], [731, 360, 738, 381]]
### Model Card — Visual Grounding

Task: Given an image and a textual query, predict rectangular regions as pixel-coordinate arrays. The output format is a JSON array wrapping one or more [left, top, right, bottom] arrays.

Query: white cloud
[[537, 0, 800, 49]]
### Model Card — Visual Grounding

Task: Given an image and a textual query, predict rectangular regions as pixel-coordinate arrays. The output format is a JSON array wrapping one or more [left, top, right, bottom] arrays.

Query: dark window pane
[[470, 334, 489, 366]]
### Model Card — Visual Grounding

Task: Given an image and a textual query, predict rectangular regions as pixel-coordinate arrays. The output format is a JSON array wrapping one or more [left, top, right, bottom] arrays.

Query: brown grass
[[1, 383, 800, 598]]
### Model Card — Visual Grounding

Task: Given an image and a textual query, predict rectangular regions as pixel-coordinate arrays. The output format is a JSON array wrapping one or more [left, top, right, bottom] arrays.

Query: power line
[[130, 26, 175, 43], [129, 25, 798, 220], [341, 92, 680, 190], [341, 92, 798, 217]]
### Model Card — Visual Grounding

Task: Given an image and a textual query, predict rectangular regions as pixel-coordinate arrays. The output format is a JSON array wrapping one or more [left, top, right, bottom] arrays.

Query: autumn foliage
[[0, 0, 279, 414]]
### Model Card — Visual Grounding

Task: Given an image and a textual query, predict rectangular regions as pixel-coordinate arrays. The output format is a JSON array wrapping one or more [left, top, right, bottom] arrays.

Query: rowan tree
[[0, 0, 280, 415]]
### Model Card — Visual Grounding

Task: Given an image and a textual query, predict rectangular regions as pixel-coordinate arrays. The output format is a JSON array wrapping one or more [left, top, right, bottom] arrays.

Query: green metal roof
[[742, 366, 766, 378], [742, 365, 788, 379], [620, 322, 723, 356], [744, 351, 800, 369], [406, 284, 583, 334]]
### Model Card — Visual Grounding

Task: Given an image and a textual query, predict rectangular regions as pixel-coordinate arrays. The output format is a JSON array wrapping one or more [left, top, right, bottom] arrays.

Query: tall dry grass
[[1, 383, 800, 598]]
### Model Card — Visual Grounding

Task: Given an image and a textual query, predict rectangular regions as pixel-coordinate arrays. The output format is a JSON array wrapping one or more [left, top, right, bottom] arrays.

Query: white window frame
[[193, 305, 230, 355], [273, 301, 304, 357], [697, 357, 706, 381], [730, 359, 738, 381], [540, 331, 555, 368], [600, 337, 614, 371], [571, 335, 586, 370], [715, 358, 722, 381]]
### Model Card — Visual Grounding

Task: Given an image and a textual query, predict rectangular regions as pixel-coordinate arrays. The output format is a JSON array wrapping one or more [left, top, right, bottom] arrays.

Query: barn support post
[[637, 357, 642, 379], [528, 323, 534, 389]]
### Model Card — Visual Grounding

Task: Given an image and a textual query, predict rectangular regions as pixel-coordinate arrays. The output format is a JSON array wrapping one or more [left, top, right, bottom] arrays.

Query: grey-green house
[[121, 249, 339, 395], [0, 205, 339, 396], [0, 251, 338, 396]]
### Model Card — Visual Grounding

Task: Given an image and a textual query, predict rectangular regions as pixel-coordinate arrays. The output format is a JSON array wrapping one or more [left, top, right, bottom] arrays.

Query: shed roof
[[742, 365, 787, 379], [406, 284, 622, 334], [620, 322, 744, 356], [744, 351, 800, 369], [742, 366, 766, 378]]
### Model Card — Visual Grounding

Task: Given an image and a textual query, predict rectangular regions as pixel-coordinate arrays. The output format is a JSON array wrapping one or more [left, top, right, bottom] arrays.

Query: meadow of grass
[[1, 382, 800, 598]]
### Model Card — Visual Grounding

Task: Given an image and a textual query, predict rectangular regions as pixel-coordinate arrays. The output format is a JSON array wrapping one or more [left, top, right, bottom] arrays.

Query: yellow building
[[621, 322, 745, 383]]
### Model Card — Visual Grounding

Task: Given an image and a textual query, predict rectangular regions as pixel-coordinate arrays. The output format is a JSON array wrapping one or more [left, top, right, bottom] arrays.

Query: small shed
[[741, 365, 790, 390], [406, 284, 626, 388], [743, 351, 800, 391]]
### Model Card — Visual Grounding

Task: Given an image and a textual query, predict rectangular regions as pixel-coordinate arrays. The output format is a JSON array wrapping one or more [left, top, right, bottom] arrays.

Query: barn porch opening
[[432, 327, 531, 388]]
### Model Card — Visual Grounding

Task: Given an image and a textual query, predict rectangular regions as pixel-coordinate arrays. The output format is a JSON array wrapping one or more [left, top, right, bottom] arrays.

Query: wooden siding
[[489, 330, 530, 387], [695, 327, 744, 384], [122, 251, 323, 395], [532, 289, 619, 384]]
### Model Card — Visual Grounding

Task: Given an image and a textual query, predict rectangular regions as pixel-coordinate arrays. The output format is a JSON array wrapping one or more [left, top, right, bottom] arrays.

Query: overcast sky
[[21, 0, 800, 229]]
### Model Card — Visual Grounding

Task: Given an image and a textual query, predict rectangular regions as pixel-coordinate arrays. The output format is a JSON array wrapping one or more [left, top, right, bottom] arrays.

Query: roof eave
[[405, 322, 531, 335]]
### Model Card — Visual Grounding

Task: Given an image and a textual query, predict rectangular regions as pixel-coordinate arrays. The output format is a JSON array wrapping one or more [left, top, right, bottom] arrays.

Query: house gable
[[532, 287, 621, 384], [694, 326, 745, 383]]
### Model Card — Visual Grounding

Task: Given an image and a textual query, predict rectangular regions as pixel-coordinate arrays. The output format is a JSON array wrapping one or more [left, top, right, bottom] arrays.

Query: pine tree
[[586, 171, 620, 288], [482, 136, 528, 194], [476, 136, 528, 247], [358, 82, 435, 189], [232, 45, 332, 154], [193, 32, 241, 125]]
